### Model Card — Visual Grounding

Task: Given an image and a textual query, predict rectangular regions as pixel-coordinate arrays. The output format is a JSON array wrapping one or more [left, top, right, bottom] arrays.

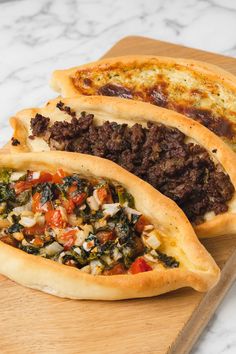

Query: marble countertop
[[0, 0, 236, 353]]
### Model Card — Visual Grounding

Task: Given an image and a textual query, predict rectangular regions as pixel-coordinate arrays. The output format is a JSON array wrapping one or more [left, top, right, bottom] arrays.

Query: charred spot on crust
[[182, 107, 235, 140], [148, 83, 169, 108], [30, 106, 235, 223], [11, 137, 20, 146], [98, 83, 133, 99], [83, 78, 93, 86]]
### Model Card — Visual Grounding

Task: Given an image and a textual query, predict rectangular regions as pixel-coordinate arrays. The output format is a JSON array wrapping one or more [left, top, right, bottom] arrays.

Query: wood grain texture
[[1, 36, 236, 354]]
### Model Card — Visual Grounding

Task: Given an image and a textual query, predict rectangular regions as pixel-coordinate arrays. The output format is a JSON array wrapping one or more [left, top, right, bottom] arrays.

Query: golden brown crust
[[10, 95, 236, 239], [0, 152, 219, 300], [50, 55, 236, 149], [51, 55, 236, 96]]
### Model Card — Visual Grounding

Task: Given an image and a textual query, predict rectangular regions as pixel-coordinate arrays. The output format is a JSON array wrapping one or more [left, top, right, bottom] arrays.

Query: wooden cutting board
[[1, 36, 236, 354]]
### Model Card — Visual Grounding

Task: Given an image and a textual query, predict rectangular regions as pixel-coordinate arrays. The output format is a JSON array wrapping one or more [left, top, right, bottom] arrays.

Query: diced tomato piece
[[62, 198, 75, 214], [27, 171, 52, 183], [14, 172, 53, 194], [129, 258, 152, 274], [61, 229, 77, 250], [134, 215, 149, 234], [64, 237, 75, 251], [72, 192, 87, 206], [14, 180, 34, 194], [61, 229, 77, 241], [32, 192, 53, 213], [45, 210, 65, 228], [103, 263, 126, 275], [52, 168, 68, 184], [97, 186, 113, 203], [31, 236, 44, 247], [96, 230, 116, 244], [68, 186, 87, 206], [38, 172, 53, 183], [24, 224, 46, 236]]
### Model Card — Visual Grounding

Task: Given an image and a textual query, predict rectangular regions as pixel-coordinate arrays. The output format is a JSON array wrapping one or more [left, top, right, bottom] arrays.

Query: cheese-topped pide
[[0, 167, 179, 275], [51, 56, 236, 149]]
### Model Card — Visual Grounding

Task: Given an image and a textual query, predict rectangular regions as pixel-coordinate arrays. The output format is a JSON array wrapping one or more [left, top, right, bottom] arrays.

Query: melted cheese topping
[[72, 62, 236, 146]]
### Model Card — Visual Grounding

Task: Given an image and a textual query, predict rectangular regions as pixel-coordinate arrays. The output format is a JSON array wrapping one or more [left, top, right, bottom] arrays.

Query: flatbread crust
[[10, 96, 236, 238], [0, 152, 219, 300], [50, 55, 236, 149]]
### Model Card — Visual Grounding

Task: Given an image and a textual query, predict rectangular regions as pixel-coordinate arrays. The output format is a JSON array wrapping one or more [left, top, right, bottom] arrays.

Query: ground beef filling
[[30, 104, 235, 224]]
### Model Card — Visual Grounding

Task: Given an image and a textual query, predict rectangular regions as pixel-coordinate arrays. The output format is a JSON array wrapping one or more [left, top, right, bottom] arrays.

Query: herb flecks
[[157, 251, 179, 268]]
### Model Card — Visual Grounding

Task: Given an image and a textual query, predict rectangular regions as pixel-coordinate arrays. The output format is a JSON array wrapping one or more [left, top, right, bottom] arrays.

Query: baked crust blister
[[10, 95, 236, 238], [0, 152, 220, 300], [50, 55, 236, 150]]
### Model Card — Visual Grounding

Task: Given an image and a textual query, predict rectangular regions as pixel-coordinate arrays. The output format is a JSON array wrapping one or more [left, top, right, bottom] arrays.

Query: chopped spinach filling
[[0, 167, 180, 274]]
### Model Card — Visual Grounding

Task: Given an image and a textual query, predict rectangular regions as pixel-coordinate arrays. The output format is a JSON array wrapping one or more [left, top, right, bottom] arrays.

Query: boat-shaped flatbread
[[51, 55, 236, 150], [10, 96, 236, 238], [0, 152, 219, 300]]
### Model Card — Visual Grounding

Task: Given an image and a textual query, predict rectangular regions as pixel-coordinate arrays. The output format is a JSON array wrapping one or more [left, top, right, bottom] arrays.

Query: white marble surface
[[0, 0, 236, 353]]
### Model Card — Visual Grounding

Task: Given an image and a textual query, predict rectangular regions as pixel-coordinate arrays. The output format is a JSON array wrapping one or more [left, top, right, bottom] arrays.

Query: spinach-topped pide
[[0, 152, 219, 300], [0, 165, 179, 274]]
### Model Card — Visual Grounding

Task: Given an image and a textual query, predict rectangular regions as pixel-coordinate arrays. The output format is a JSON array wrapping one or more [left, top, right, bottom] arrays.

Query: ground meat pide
[[30, 103, 235, 224], [0, 168, 179, 275]]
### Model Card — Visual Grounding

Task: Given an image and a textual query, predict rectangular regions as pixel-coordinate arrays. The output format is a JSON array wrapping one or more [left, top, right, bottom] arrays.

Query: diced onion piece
[[58, 206, 68, 222], [68, 214, 83, 226], [74, 229, 86, 246], [73, 247, 82, 255], [13, 201, 32, 214], [87, 196, 99, 211], [94, 218, 107, 229], [142, 230, 161, 250], [83, 239, 95, 252], [101, 255, 113, 266], [93, 189, 102, 206], [44, 241, 64, 256], [19, 216, 36, 228], [102, 203, 120, 217], [144, 253, 158, 263], [10, 171, 26, 182], [58, 251, 66, 263], [32, 171, 40, 180], [35, 213, 45, 226], [90, 260, 104, 275], [150, 250, 158, 257], [22, 239, 32, 247], [144, 225, 154, 231], [112, 247, 122, 261], [124, 206, 141, 221], [12, 232, 24, 241], [204, 211, 215, 221], [21, 211, 34, 217], [81, 224, 93, 237]]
